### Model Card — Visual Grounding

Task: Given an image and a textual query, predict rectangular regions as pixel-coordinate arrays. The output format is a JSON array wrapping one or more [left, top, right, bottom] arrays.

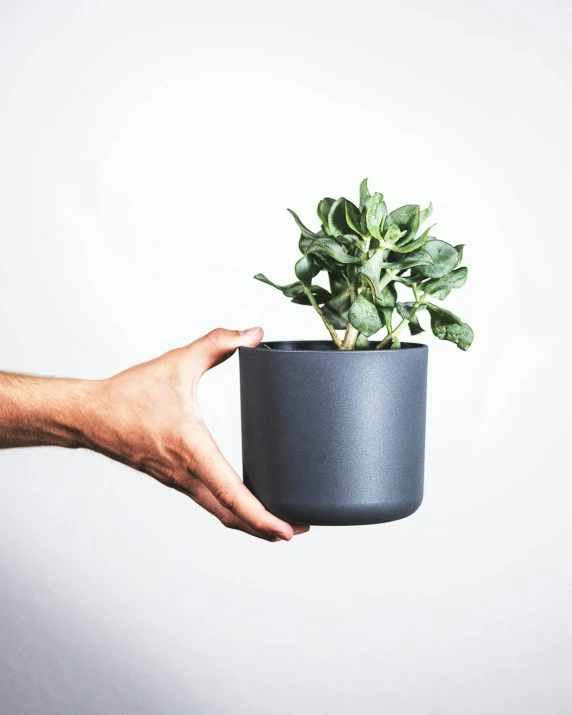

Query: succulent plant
[[255, 179, 473, 350]]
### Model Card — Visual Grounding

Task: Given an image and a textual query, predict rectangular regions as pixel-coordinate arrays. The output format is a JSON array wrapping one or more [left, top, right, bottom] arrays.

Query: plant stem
[[342, 324, 359, 350], [377, 269, 395, 294], [342, 281, 358, 350], [302, 284, 343, 348], [376, 295, 424, 350], [341, 269, 397, 351], [375, 318, 409, 349]]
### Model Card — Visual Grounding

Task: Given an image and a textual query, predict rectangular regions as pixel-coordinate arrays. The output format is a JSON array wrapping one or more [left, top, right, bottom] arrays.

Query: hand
[[86, 327, 309, 542]]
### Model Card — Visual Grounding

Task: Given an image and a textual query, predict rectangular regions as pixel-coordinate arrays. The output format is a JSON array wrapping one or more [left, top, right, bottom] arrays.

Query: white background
[[1, 1, 571, 713]]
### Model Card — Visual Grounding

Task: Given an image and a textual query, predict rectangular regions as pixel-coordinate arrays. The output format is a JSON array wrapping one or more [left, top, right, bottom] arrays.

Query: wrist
[[72, 376, 143, 468], [0, 374, 103, 450], [37, 376, 138, 465], [56, 378, 107, 450], [33, 377, 104, 450]]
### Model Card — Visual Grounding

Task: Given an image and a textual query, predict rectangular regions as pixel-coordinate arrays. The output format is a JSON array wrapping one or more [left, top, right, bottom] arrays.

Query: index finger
[[185, 419, 297, 540]]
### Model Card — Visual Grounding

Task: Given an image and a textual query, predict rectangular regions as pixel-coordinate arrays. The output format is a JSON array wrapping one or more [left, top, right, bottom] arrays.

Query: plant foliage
[[255, 180, 473, 350]]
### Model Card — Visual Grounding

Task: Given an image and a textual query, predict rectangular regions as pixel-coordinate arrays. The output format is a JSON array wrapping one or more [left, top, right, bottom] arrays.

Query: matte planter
[[239, 340, 428, 526]]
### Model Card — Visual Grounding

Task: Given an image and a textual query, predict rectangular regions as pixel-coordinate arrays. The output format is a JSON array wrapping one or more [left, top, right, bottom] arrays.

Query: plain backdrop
[[1, 1, 571, 713]]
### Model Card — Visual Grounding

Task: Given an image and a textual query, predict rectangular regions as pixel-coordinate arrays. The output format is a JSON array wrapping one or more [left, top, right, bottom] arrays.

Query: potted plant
[[239, 179, 472, 526]]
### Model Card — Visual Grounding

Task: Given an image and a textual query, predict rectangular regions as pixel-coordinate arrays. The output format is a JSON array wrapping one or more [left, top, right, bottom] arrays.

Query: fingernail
[[293, 525, 310, 535], [239, 327, 261, 335], [270, 531, 289, 541]]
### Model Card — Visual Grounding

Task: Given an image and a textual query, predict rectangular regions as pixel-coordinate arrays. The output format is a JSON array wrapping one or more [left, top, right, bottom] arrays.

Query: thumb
[[189, 327, 264, 373]]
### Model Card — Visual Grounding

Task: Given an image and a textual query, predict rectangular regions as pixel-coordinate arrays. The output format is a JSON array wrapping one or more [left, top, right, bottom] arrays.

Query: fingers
[[179, 476, 282, 541], [186, 419, 296, 540], [180, 326, 311, 540], [176, 472, 310, 541], [187, 327, 264, 375]]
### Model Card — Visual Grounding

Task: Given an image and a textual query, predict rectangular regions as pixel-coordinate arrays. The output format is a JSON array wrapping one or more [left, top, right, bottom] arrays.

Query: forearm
[[0, 372, 97, 450]]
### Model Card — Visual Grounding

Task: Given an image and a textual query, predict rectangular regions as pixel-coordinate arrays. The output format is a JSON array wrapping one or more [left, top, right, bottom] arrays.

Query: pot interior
[[256, 340, 426, 351]]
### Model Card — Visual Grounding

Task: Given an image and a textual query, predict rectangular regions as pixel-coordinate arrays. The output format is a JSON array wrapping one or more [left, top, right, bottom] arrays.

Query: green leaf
[[427, 302, 473, 349], [295, 255, 317, 285], [423, 267, 468, 296], [327, 198, 351, 236], [396, 301, 425, 336], [360, 209, 369, 237], [348, 293, 383, 337], [254, 273, 330, 305], [375, 281, 397, 308], [291, 286, 332, 305], [329, 273, 346, 295], [425, 302, 463, 326], [365, 193, 387, 239], [408, 319, 424, 335], [355, 333, 370, 350], [287, 209, 321, 239], [419, 202, 433, 225], [396, 301, 426, 321], [411, 240, 459, 279], [383, 225, 406, 245], [306, 238, 363, 264], [393, 225, 434, 253], [392, 274, 417, 287], [345, 200, 366, 237], [396, 301, 413, 320], [356, 250, 386, 298], [387, 204, 420, 243], [429, 316, 474, 350], [337, 233, 367, 251], [419, 243, 463, 294], [317, 198, 335, 227], [379, 248, 434, 271], [359, 178, 371, 211], [390, 336, 401, 349], [298, 235, 314, 254], [322, 289, 351, 329], [429, 287, 452, 300], [378, 306, 394, 330], [254, 273, 302, 298], [311, 250, 346, 275]]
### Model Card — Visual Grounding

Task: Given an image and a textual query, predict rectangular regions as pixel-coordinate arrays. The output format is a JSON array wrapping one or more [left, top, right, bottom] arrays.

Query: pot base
[[286, 503, 422, 527], [244, 470, 423, 526], [246, 485, 423, 526]]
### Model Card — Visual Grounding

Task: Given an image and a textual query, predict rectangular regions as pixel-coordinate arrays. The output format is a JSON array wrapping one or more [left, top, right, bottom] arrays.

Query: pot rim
[[240, 340, 428, 353]]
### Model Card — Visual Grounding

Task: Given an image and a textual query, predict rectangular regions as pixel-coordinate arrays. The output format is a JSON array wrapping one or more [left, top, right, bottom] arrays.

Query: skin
[[0, 327, 309, 542]]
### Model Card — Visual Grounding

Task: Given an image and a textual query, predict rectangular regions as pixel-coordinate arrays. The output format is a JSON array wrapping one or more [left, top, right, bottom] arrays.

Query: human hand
[[84, 328, 309, 542]]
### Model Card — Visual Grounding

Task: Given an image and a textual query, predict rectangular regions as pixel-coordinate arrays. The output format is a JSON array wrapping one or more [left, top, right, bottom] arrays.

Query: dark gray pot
[[238, 341, 428, 526]]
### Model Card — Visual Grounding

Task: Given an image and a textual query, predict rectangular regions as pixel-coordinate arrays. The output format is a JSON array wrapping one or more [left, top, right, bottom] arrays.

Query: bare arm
[[0, 327, 308, 542], [0, 372, 95, 449]]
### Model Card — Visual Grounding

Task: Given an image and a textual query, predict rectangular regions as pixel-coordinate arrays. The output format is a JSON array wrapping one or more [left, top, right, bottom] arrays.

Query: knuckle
[[205, 328, 228, 350], [213, 485, 238, 512], [182, 471, 200, 493], [161, 468, 180, 489], [251, 518, 270, 534], [166, 469, 194, 495], [174, 438, 195, 468], [219, 511, 239, 530]]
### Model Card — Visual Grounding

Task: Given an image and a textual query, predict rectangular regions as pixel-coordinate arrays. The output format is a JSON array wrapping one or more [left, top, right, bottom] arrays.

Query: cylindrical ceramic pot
[[238, 340, 428, 526]]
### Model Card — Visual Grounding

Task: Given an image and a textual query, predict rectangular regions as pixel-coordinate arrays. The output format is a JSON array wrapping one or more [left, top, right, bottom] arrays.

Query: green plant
[[255, 179, 473, 351]]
